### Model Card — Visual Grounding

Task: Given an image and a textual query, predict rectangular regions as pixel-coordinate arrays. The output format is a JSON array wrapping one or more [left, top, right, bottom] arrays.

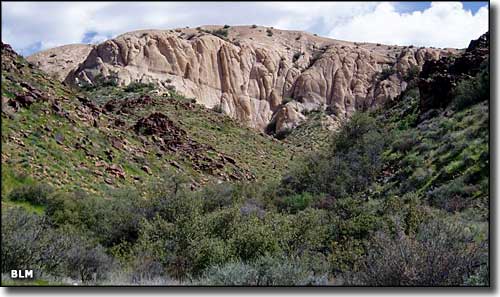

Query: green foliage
[[80, 74, 118, 91], [124, 82, 156, 93], [404, 65, 420, 81], [355, 218, 488, 286], [1, 207, 112, 283], [199, 255, 328, 286], [379, 67, 396, 80], [210, 29, 229, 39], [281, 112, 388, 198], [452, 61, 489, 110], [8, 182, 53, 206]]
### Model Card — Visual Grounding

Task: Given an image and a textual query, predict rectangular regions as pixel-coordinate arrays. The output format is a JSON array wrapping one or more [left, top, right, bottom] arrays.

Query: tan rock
[[29, 26, 458, 131], [27, 44, 94, 81]]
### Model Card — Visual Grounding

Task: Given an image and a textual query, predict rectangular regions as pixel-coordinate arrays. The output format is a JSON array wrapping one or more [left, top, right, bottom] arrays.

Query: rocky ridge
[[28, 26, 459, 132]]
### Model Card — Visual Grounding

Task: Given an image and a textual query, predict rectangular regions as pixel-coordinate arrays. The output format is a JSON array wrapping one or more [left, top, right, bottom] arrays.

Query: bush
[[199, 255, 328, 286], [124, 82, 155, 93], [212, 103, 224, 113], [404, 65, 420, 81], [223, 24, 230, 29], [211, 29, 229, 39], [354, 218, 488, 286], [8, 183, 53, 206], [1, 208, 47, 273], [276, 192, 315, 214], [452, 61, 489, 110], [379, 67, 396, 80], [2, 207, 114, 283], [427, 177, 476, 212], [293, 52, 303, 62], [281, 112, 388, 198], [64, 240, 113, 283], [251, 25, 257, 29]]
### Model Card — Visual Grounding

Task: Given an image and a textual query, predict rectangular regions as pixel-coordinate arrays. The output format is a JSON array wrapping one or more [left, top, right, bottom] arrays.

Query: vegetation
[[1, 38, 489, 286], [379, 67, 396, 80]]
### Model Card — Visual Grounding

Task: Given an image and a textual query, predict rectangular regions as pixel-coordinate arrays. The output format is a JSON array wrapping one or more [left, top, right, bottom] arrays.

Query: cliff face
[[28, 26, 458, 131]]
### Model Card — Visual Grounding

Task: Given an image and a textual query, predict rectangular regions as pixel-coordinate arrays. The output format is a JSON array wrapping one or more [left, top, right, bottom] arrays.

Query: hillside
[[2, 42, 303, 199], [1, 31, 489, 287], [28, 26, 459, 132]]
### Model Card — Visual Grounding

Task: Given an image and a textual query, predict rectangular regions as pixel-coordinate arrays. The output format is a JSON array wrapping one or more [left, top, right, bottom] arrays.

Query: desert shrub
[[281, 112, 387, 198], [452, 61, 489, 110], [1, 208, 47, 273], [275, 128, 292, 140], [124, 81, 155, 92], [354, 218, 488, 286], [211, 29, 228, 39], [64, 239, 113, 283], [2, 207, 114, 283], [391, 130, 419, 153], [251, 24, 257, 28], [404, 65, 420, 81], [427, 177, 477, 212], [200, 261, 258, 285], [45, 188, 148, 247], [292, 52, 303, 62], [212, 103, 224, 113], [198, 182, 237, 213], [199, 255, 328, 286], [266, 29, 273, 37], [275, 192, 315, 213], [8, 182, 53, 206], [223, 24, 230, 29], [230, 214, 280, 260], [379, 67, 396, 80], [80, 74, 118, 91]]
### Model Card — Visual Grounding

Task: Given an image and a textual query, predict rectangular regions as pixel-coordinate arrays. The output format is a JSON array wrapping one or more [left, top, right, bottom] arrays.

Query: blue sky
[[1, 1, 489, 56], [395, 1, 487, 13]]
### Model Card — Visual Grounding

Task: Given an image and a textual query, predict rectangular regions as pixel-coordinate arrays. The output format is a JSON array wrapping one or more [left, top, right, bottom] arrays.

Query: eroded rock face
[[26, 44, 94, 81], [28, 26, 457, 131]]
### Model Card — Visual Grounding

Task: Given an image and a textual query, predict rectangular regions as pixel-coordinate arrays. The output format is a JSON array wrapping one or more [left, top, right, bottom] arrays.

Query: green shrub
[[199, 255, 328, 285], [354, 218, 487, 286], [8, 183, 53, 206], [452, 62, 489, 110], [404, 65, 420, 81], [379, 67, 396, 80], [124, 82, 155, 93], [211, 29, 229, 39], [276, 192, 315, 213], [281, 112, 387, 198], [427, 177, 476, 212]]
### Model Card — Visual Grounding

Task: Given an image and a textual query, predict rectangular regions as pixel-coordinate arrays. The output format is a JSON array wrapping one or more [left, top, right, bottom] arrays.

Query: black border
[[0, 0, 494, 290]]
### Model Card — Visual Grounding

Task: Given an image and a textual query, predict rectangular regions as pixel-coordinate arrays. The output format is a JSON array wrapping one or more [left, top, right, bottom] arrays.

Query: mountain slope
[[28, 26, 459, 132], [1, 42, 300, 198]]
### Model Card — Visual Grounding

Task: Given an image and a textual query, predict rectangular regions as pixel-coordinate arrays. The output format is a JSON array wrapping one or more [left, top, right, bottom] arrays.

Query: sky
[[1, 1, 489, 56]]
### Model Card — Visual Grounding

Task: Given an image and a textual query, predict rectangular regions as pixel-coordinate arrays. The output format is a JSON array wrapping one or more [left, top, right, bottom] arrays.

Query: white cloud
[[1, 1, 489, 56], [329, 2, 489, 48]]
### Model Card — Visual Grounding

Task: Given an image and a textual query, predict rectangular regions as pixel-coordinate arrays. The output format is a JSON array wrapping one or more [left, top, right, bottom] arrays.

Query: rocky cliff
[[28, 26, 458, 132]]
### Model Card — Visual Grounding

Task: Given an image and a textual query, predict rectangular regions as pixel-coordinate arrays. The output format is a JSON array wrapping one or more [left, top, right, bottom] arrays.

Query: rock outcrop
[[418, 32, 489, 113], [26, 44, 93, 81], [28, 26, 458, 132]]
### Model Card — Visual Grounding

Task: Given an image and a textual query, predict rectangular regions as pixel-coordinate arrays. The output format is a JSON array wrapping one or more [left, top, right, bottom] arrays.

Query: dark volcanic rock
[[418, 32, 489, 115]]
